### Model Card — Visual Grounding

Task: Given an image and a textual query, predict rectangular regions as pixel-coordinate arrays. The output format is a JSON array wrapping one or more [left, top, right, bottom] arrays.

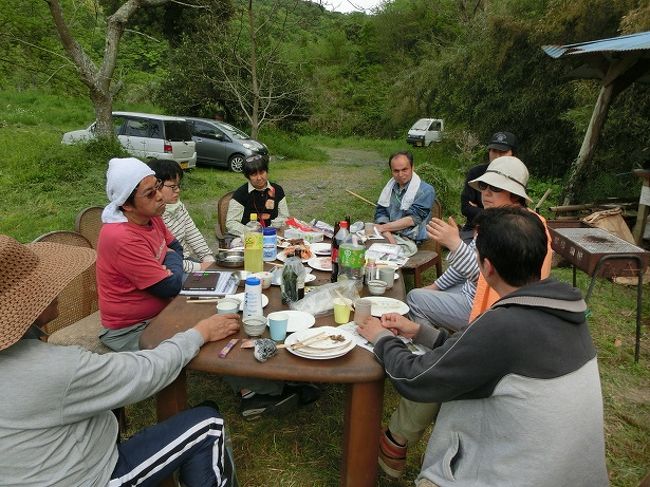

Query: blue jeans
[[110, 407, 235, 487]]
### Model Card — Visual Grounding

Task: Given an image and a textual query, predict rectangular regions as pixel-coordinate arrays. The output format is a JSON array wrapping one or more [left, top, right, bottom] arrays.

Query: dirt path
[[280, 147, 386, 217]]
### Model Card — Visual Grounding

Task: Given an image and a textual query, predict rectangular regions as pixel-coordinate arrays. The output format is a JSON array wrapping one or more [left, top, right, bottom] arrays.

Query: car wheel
[[229, 154, 245, 172]]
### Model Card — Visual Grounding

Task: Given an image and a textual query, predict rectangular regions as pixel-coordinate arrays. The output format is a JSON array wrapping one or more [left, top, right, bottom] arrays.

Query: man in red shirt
[[97, 157, 185, 351]]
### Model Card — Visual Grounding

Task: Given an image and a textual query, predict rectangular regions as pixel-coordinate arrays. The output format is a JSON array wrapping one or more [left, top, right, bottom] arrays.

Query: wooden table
[[140, 267, 406, 487]]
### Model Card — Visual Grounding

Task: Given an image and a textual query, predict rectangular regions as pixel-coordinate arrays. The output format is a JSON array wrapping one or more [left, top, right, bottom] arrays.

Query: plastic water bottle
[[262, 227, 277, 262], [242, 276, 263, 320], [244, 213, 263, 272], [338, 234, 365, 287], [281, 250, 306, 304]]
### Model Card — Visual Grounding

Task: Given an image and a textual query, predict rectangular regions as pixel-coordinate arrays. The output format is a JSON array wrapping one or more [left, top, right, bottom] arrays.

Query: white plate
[[285, 326, 355, 359], [308, 256, 332, 272], [276, 249, 311, 263], [225, 293, 269, 311], [310, 242, 331, 256], [363, 296, 410, 317], [266, 310, 315, 332], [270, 273, 316, 286]]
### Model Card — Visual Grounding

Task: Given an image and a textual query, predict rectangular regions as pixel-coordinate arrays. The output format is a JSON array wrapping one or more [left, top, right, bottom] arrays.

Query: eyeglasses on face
[[478, 181, 503, 193], [163, 183, 181, 192], [136, 179, 164, 199]]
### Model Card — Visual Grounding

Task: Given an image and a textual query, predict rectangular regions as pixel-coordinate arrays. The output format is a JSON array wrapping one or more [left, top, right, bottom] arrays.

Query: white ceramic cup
[[378, 266, 396, 290], [216, 298, 240, 314]]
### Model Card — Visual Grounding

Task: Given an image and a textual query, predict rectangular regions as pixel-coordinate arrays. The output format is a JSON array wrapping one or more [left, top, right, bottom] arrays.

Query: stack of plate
[[285, 326, 355, 360]]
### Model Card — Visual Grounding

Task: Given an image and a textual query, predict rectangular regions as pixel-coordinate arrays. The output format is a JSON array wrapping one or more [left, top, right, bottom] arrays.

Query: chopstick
[[186, 298, 221, 303], [290, 332, 330, 350]]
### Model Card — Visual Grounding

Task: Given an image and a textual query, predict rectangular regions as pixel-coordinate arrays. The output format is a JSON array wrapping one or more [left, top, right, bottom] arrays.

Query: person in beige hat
[[0, 234, 240, 486], [377, 156, 553, 479]]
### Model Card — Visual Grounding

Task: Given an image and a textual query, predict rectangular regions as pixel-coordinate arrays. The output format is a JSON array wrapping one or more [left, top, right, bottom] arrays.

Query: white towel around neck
[[377, 172, 421, 210]]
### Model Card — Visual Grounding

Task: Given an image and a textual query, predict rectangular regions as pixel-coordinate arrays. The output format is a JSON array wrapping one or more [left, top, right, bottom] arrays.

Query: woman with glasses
[[97, 158, 187, 352], [148, 159, 216, 272]]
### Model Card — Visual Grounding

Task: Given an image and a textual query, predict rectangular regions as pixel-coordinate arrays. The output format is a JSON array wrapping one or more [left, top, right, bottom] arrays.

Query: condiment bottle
[[262, 227, 277, 262], [242, 276, 263, 320]]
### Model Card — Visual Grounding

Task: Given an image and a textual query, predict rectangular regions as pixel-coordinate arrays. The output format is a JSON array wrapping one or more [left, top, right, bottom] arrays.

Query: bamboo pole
[[345, 189, 376, 207]]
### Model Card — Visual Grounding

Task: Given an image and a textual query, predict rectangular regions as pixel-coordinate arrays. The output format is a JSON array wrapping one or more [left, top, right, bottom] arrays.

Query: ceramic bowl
[[243, 316, 267, 337], [367, 279, 387, 296]]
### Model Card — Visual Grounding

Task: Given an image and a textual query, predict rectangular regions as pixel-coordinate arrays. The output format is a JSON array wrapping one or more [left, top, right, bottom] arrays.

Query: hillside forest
[[1, 0, 650, 202]]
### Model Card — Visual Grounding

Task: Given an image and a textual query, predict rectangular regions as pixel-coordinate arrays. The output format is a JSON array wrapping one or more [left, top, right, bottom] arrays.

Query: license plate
[[416, 142, 423, 147], [180, 161, 189, 169]]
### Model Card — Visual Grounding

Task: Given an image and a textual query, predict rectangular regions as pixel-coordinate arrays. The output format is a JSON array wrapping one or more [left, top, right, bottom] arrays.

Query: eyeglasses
[[163, 183, 181, 192], [136, 179, 164, 199], [477, 181, 504, 193]]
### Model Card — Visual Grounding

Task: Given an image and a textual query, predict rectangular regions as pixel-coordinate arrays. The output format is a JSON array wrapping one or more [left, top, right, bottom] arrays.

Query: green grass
[[1, 89, 648, 486]]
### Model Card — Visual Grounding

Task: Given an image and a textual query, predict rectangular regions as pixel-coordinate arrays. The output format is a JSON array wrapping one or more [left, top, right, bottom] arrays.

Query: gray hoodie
[[374, 278, 608, 487]]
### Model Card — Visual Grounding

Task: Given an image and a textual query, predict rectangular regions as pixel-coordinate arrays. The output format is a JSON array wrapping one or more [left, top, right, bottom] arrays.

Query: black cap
[[487, 131, 517, 152]]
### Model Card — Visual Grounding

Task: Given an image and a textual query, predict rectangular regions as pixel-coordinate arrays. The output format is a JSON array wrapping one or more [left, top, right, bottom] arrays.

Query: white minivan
[[406, 118, 444, 147], [62, 111, 197, 169]]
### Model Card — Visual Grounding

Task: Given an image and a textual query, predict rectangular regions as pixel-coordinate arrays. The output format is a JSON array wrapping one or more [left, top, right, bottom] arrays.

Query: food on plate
[[284, 245, 313, 260]]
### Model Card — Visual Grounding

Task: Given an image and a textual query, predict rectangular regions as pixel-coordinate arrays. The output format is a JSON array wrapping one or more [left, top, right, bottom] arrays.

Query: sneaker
[[378, 428, 407, 479], [240, 390, 299, 421], [286, 383, 321, 405]]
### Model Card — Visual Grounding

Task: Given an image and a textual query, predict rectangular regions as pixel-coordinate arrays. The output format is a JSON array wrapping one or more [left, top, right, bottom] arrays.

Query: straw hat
[[0, 235, 96, 351], [469, 156, 532, 202]]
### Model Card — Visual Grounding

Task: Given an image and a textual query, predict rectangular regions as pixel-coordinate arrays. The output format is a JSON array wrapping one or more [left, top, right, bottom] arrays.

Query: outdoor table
[[140, 265, 406, 487]]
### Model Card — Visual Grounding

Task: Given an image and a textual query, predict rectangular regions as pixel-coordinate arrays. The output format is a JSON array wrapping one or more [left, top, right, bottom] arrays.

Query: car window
[[429, 121, 441, 131], [149, 121, 163, 139], [112, 116, 127, 135], [217, 122, 249, 140], [164, 121, 192, 141], [412, 119, 430, 130], [192, 121, 219, 139], [125, 119, 149, 137]]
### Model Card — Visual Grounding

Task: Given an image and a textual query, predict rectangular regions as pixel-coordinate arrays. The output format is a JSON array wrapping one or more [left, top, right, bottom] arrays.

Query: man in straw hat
[[97, 157, 187, 352], [376, 156, 553, 479], [0, 234, 240, 486], [359, 207, 607, 487]]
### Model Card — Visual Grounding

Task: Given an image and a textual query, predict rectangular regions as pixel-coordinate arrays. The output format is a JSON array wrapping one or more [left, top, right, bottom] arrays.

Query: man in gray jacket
[[0, 234, 240, 486], [358, 207, 608, 487]]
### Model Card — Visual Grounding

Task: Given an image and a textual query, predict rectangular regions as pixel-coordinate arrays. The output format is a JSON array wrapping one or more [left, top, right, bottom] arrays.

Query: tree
[[209, 0, 309, 138], [44, 0, 187, 137]]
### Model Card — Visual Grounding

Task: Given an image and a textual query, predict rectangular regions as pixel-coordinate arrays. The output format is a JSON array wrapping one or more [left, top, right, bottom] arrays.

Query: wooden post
[[632, 169, 650, 245]]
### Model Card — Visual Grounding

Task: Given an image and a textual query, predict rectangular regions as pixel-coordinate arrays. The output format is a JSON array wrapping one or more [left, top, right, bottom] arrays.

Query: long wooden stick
[[345, 189, 376, 207]]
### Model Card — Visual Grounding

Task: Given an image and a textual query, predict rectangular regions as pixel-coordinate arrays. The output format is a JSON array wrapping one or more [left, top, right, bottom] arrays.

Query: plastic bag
[[289, 280, 360, 317]]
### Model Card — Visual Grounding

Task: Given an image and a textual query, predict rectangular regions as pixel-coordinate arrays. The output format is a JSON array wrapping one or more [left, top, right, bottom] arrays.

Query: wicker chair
[[401, 199, 443, 289], [32, 230, 109, 354], [75, 206, 103, 249], [215, 191, 235, 247]]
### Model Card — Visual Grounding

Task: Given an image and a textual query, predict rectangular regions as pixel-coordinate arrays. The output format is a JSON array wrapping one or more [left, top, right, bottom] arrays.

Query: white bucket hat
[[469, 156, 531, 202]]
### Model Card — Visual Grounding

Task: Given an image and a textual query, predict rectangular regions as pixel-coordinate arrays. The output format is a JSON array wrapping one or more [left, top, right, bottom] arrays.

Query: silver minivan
[[184, 117, 269, 172], [62, 111, 197, 169]]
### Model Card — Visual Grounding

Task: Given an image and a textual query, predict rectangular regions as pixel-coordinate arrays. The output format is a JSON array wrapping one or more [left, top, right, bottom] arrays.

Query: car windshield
[[218, 122, 250, 140], [412, 119, 432, 130], [164, 121, 192, 141]]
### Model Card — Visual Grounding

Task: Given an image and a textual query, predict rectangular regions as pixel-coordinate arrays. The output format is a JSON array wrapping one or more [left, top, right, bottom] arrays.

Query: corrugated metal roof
[[542, 31, 650, 59]]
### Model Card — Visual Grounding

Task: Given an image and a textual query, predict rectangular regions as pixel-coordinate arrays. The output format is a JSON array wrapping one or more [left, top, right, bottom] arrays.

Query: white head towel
[[102, 157, 155, 223], [377, 172, 422, 210]]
